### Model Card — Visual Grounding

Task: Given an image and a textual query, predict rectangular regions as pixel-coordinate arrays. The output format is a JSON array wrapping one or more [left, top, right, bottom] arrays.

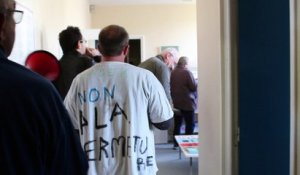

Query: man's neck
[[102, 55, 125, 62]]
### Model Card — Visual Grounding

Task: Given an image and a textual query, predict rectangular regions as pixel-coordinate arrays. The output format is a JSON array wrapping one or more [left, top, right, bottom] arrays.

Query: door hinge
[[234, 127, 240, 147]]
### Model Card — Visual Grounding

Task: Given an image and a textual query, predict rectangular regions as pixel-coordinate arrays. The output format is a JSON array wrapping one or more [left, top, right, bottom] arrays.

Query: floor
[[155, 143, 198, 175]]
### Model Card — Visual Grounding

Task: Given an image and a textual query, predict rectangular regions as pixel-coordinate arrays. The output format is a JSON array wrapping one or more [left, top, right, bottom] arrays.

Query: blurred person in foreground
[[53, 26, 101, 99], [0, 0, 88, 174], [64, 24, 173, 175], [170, 56, 198, 148]]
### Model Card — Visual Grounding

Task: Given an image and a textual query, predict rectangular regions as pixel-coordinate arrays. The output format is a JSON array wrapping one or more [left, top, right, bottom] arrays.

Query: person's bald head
[[98, 25, 129, 57]]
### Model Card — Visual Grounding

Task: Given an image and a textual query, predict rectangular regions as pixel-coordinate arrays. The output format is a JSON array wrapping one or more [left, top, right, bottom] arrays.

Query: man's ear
[[163, 53, 171, 64], [0, 14, 6, 42], [75, 40, 80, 50], [123, 45, 129, 56], [97, 43, 102, 53]]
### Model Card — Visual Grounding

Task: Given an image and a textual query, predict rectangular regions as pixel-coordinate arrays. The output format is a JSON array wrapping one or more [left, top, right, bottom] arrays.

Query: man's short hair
[[59, 26, 82, 54], [161, 47, 179, 63], [98, 25, 129, 57], [177, 56, 188, 66]]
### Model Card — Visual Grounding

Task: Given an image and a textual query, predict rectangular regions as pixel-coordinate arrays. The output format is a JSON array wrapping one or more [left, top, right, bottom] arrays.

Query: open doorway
[[127, 39, 142, 66], [83, 29, 144, 66]]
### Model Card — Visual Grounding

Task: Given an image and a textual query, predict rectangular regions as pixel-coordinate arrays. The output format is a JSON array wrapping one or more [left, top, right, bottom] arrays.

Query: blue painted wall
[[239, 0, 290, 174]]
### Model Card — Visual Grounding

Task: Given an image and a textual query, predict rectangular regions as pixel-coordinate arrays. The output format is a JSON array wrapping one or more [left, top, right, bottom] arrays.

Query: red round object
[[25, 50, 60, 81]]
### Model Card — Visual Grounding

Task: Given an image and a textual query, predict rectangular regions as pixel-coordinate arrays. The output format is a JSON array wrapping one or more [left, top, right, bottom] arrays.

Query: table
[[174, 135, 199, 175]]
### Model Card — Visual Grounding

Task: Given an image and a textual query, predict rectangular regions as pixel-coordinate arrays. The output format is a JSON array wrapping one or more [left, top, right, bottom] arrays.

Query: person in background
[[53, 26, 101, 99], [170, 56, 198, 149], [64, 24, 173, 175], [0, 0, 88, 174], [138, 47, 179, 103], [139, 47, 179, 143]]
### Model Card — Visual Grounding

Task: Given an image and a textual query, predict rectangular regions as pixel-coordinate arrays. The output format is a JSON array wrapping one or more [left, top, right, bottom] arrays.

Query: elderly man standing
[[139, 47, 179, 103], [0, 0, 88, 174], [139, 48, 179, 143]]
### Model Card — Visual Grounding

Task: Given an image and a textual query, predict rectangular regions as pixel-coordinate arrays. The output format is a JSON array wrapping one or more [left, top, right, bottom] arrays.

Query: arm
[[93, 55, 101, 63], [186, 70, 197, 92], [145, 72, 174, 130], [64, 77, 80, 131], [152, 118, 172, 130], [156, 63, 172, 103], [85, 47, 102, 63]]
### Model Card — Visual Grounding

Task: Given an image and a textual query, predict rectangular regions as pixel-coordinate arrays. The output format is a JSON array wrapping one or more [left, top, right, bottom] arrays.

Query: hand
[[85, 47, 101, 57]]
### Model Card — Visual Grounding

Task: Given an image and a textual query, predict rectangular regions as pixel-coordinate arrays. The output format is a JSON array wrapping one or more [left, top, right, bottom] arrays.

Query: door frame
[[197, 0, 235, 174], [197, 0, 296, 174]]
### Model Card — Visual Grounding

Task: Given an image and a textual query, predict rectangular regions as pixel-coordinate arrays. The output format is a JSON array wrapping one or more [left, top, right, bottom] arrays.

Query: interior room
[[13, 0, 200, 174], [7, 0, 298, 175]]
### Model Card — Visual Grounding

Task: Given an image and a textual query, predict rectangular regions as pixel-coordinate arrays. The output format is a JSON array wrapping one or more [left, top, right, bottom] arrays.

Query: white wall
[[90, 4, 197, 70], [12, 1, 230, 175], [13, 0, 91, 62]]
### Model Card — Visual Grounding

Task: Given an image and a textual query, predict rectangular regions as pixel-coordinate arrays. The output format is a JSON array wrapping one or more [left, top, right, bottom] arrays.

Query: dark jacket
[[0, 49, 88, 175], [171, 65, 198, 111], [139, 55, 172, 103], [53, 51, 94, 99]]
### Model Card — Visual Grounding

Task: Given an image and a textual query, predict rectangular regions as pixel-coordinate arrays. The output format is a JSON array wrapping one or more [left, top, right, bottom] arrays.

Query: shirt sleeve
[[64, 78, 79, 130], [145, 72, 174, 123]]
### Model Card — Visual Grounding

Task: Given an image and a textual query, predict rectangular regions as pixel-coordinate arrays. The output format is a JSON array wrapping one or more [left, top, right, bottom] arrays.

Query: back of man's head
[[98, 25, 129, 57], [177, 56, 188, 66], [59, 26, 82, 54]]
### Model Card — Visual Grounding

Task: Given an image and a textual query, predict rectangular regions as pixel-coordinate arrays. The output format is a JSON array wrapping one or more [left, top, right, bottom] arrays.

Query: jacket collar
[[156, 55, 164, 62], [64, 50, 81, 56], [0, 48, 7, 60]]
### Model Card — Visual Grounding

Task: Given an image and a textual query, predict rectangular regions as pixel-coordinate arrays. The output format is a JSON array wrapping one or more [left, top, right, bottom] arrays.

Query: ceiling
[[89, 0, 195, 5]]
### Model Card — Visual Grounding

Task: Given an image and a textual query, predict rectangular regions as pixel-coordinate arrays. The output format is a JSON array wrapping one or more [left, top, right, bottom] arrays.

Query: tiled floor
[[155, 143, 198, 175]]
